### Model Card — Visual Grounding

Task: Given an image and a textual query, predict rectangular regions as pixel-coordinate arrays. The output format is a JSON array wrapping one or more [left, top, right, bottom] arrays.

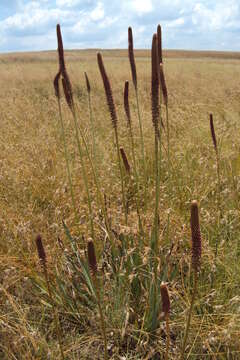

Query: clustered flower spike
[[190, 200, 202, 271]]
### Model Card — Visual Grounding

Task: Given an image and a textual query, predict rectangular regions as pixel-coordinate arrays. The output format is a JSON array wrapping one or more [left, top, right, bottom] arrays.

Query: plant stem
[[135, 88, 147, 212], [74, 110, 114, 244], [115, 127, 128, 225], [165, 313, 170, 360], [128, 121, 144, 237], [43, 267, 65, 360], [87, 91, 97, 165], [57, 99, 78, 222], [166, 104, 170, 173], [93, 277, 108, 360], [181, 271, 198, 360], [71, 107, 95, 240]]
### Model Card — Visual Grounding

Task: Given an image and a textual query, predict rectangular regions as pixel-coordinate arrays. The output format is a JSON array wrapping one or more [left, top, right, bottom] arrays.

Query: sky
[[0, 0, 239, 53]]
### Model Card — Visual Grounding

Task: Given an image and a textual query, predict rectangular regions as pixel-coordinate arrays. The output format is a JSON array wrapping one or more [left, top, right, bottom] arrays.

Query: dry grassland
[[0, 48, 240, 359]]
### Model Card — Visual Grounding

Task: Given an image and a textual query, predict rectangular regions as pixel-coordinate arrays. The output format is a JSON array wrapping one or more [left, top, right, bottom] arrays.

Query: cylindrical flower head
[[124, 81, 131, 127], [157, 24, 163, 64], [120, 147, 131, 174], [160, 283, 170, 315], [87, 239, 97, 276], [151, 33, 159, 136], [62, 76, 74, 111], [56, 24, 66, 73], [53, 70, 61, 99], [36, 235, 46, 266], [85, 72, 91, 93], [190, 200, 202, 271], [128, 27, 137, 89], [97, 52, 118, 129], [209, 113, 217, 151], [159, 63, 168, 106]]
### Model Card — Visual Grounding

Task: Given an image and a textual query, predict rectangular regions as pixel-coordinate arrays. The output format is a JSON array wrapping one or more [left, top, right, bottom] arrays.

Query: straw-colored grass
[[0, 47, 240, 359]]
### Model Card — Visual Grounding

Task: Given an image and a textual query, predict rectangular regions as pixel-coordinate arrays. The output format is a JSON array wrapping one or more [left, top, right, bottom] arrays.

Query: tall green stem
[[57, 99, 78, 222], [129, 128, 143, 237], [135, 88, 147, 212], [44, 267, 65, 360], [87, 92, 97, 164], [71, 106, 95, 240], [181, 271, 198, 359], [115, 127, 128, 225]]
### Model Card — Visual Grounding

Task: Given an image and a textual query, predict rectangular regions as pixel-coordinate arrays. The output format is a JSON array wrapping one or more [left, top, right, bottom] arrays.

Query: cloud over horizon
[[0, 0, 239, 52]]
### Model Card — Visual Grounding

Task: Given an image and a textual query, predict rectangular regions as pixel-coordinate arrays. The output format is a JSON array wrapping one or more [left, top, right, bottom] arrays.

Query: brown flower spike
[[36, 235, 46, 266], [151, 33, 160, 135], [56, 24, 74, 110], [97, 52, 118, 129], [157, 24, 163, 64], [128, 27, 137, 89], [87, 239, 97, 276], [124, 81, 131, 127], [190, 200, 202, 271], [56, 24, 66, 73], [120, 147, 131, 174], [160, 283, 170, 316], [85, 72, 91, 94], [54, 70, 61, 99], [210, 113, 217, 151], [159, 63, 168, 106]]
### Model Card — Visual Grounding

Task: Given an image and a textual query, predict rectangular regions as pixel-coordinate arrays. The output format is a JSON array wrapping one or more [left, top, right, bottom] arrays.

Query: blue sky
[[0, 0, 239, 52]]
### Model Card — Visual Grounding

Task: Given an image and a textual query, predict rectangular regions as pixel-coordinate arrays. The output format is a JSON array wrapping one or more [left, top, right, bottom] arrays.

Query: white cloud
[[0, 0, 240, 52], [56, 0, 80, 7], [192, 1, 240, 31], [90, 2, 104, 21], [166, 17, 185, 28], [130, 0, 153, 15]]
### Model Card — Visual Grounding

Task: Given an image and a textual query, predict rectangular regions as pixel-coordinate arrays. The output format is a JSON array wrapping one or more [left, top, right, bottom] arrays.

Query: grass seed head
[[62, 76, 74, 111], [97, 52, 118, 129], [120, 147, 131, 174], [56, 24, 65, 73], [151, 33, 160, 135], [159, 63, 168, 106], [36, 235, 46, 267], [210, 113, 217, 151], [128, 27, 137, 89], [157, 24, 163, 64], [87, 239, 97, 276], [160, 283, 170, 316], [191, 200, 202, 272], [53, 70, 61, 99], [85, 72, 91, 93], [124, 81, 131, 126]]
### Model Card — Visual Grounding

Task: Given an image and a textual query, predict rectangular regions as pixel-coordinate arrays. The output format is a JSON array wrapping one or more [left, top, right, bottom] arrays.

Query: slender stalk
[[181, 201, 202, 359], [55, 24, 94, 239], [55, 91, 78, 221], [151, 34, 160, 268], [165, 313, 170, 360], [181, 271, 198, 360], [95, 283, 108, 360], [209, 113, 221, 257], [115, 126, 127, 221], [124, 81, 143, 236], [159, 63, 169, 172], [97, 52, 128, 225], [85, 72, 97, 163], [36, 235, 64, 360], [70, 101, 95, 240], [128, 27, 147, 212], [160, 283, 170, 360], [87, 240, 108, 360]]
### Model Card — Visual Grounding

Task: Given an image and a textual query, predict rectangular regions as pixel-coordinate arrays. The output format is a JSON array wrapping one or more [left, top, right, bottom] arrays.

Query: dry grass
[[0, 47, 240, 359]]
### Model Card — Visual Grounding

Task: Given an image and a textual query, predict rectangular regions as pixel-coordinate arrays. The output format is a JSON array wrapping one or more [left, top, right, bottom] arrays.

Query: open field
[[0, 46, 240, 359]]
